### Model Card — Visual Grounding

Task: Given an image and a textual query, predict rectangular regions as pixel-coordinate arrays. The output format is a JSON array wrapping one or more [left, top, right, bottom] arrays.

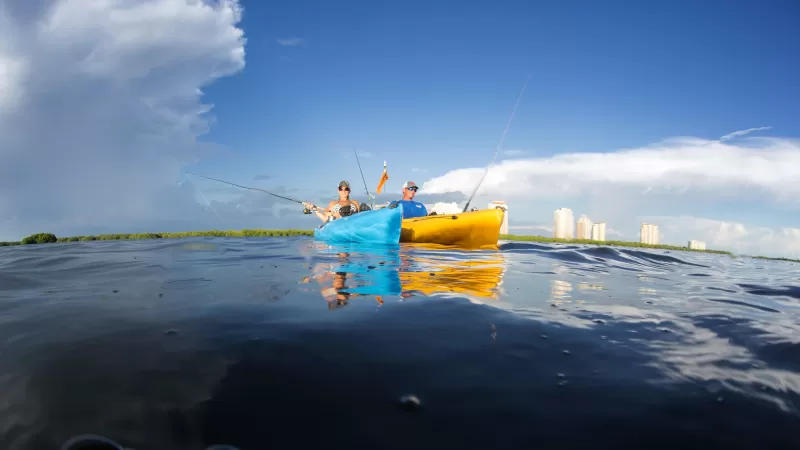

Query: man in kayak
[[390, 181, 428, 219], [303, 180, 361, 223]]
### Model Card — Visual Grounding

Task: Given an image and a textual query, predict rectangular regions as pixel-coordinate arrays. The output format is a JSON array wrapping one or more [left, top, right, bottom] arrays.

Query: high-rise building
[[640, 223, 660, 245], [576, 215, 593, 240], [591, 223, 607, 242], [688, 240, 706, 250], [553, 208, 574, 239], [489, 201, 509, 235]]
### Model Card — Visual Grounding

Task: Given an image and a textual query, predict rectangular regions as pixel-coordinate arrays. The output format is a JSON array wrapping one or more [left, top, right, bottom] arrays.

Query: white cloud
[[422, 130, 800, 204], [426, 202, 462, 215], [0, 0, 251, 240], [641, 216, 800, 258], [277, 37, 304, 46], [720, 126, 772, 141], [510, 224, 552, 233], [421, 129, 800, 257]]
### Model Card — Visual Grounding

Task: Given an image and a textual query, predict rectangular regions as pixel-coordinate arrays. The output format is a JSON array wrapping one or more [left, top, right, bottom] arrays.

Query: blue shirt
[[392, 200, 428, 219]]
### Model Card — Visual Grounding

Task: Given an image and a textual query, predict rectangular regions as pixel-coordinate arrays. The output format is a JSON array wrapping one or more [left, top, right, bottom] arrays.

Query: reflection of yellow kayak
[[400, 209, 505, 249], [399, 258, 505, 300]]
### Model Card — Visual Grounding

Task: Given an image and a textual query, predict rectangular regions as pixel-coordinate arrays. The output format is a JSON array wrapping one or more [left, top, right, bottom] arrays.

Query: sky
[[0, 0, 799, 258]]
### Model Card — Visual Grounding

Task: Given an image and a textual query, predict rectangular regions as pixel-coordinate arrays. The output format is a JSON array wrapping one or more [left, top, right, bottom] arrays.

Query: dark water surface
[[1, 237, 799, 450]]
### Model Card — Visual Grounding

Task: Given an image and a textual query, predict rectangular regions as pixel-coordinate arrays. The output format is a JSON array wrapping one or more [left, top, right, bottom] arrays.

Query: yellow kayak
[[400, 208, 505, 249]]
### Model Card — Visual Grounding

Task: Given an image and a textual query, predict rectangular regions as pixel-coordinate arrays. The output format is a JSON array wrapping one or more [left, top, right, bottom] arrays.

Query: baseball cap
[[402, 181, 418, 190], [338, 180, 350, 188]]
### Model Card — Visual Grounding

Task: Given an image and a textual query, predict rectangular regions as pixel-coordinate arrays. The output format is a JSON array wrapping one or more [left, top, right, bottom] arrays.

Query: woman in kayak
[[303, 180, 361, 223]]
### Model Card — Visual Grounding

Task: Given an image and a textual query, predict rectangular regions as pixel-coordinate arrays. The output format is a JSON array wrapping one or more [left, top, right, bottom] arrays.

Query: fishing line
[[184, 173, 224, 220], [185, 171, 306, 204], [352, 145, 375, 209], [462, 74, 532, 213]]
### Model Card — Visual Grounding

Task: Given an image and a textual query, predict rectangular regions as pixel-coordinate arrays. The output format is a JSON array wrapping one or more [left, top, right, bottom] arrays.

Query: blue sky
[[1, 0, 799, 257], [194, 0, 799, 181]]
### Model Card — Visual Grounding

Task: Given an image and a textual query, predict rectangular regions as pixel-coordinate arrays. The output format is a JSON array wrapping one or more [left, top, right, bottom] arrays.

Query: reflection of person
[[390, 181, 428, 219], [321, 271, 351, 309], [302, 252, 358, 309], [303, 180, 361, 223]]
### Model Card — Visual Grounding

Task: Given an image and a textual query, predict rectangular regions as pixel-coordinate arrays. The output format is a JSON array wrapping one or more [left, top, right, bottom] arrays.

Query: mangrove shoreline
[[1, 230, 796, 264]]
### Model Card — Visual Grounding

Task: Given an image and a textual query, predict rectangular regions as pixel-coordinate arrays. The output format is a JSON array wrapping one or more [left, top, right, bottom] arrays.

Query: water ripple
[[1, 237, 799, 449]]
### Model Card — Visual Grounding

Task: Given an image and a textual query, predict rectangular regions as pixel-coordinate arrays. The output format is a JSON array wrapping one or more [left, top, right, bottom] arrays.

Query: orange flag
[[375, 160, 389, 194]]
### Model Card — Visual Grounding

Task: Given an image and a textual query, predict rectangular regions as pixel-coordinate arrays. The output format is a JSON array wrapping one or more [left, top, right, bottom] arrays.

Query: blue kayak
[[313, 204, 403, 245]]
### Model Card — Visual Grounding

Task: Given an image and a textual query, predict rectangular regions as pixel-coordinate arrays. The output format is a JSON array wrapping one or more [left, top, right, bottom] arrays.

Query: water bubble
[[562, 350, 571, 355], [399, 394, 421, 411]]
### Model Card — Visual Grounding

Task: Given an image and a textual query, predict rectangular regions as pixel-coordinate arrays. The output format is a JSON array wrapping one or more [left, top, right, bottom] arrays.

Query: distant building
[[553, 208, 575, 239], [688, 239, 706, 250], [591, 223, 607, 242], [489, 201, 509, 234], [576, 215, 593, 240], [640, 223, 660, 245]]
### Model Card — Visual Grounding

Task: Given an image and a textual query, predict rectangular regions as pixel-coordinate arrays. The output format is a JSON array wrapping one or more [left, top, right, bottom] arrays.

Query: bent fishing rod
[[184, 171, 307, 205], [462, 74, 532, 213]]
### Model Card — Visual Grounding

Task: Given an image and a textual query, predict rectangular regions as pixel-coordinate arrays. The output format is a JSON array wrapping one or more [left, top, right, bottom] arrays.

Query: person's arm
[[303, 201, 332, 223]]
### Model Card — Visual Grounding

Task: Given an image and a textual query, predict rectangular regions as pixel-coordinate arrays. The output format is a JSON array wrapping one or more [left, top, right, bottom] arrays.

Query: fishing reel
[[303, 207, 313, 215]]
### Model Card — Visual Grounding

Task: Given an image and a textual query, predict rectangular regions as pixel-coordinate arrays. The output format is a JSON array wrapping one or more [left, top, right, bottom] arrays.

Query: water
[[1, 237, 799, 450]]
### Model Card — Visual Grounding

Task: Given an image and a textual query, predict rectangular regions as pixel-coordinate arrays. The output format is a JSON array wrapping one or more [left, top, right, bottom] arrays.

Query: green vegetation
[[500, 234, 734, 256], [21, 232, 58, 245], [746, 255, 800, 263], [1, 229, 797, 264], [0, 229, 313, 247]]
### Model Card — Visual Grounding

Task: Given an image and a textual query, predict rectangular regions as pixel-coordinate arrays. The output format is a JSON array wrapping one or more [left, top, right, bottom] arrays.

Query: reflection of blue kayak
[[316, 244, 403, 296], [313, 204, 403, 245]]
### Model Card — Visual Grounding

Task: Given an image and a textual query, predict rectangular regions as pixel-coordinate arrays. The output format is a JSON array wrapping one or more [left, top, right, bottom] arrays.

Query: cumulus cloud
[[422, 131, 800, 204], [642, 216, 800, 258], [0, 0, 268, 240], [420, 129, 800, 257]]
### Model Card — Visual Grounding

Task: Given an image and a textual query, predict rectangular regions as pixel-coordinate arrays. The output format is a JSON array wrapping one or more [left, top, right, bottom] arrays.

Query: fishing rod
[[185, 171, 309, 207], [462, 74, 532, 213], [352, 146, 375, 210]]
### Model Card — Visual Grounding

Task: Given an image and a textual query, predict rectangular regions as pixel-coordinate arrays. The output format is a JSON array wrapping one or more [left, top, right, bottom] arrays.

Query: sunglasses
[[406, 187, 418, 192], [339, 186, 350, 192]]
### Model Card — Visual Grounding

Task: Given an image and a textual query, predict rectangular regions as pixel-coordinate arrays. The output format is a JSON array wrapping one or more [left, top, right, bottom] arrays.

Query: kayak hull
[[400, 208, 505, 249], [313, 204, 403, 245]]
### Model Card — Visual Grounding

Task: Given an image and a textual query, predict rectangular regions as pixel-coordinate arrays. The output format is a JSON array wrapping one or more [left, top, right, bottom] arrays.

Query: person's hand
[[302, 202, 316, 211]]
